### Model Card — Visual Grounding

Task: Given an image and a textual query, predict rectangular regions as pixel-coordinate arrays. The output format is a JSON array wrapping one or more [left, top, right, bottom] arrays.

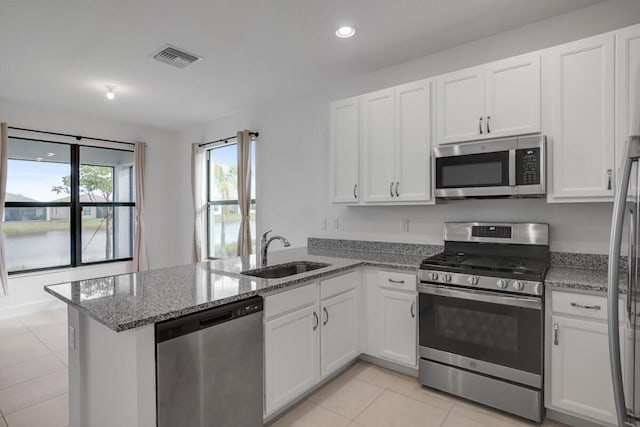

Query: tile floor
[[0, 308, 69, 427], [1, 309, 567, 427], [269, 361, 568, 427]]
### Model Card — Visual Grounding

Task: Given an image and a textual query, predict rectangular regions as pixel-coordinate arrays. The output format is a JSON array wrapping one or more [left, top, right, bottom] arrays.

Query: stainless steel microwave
[[434, 135, 546, 198]]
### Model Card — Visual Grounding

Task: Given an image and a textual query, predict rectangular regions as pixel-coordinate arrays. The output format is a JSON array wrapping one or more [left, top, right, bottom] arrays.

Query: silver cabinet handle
[[554, 324, 559, 345], [323, 307, 329, 325], [388, 278, 405, 284], [608, 169, 613, 191], [486, 116, 491, 134], [353, 184, 358, 199], [479, 117, 483, 135], [389, 182, 394, 197], [395, 182, 400, 197], [570, 302, 601, 310], [410, 300, 415, 318], [313, 311, 319, 331]]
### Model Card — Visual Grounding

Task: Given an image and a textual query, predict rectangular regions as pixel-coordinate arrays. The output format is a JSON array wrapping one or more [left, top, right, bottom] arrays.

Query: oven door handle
[[418, 283, 542, 310], [509, 149, 516, 186]]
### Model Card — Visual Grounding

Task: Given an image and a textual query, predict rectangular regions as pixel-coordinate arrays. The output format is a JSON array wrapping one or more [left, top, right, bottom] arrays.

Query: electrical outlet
[[321, 218, 327, 230], [401, 219, 409, 232], [332, 218, 339, 230]]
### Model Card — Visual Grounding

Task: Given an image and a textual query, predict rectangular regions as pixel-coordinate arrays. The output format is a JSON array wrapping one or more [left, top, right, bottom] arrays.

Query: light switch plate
[[321, 218, 327, 230], [332, 218, 339, 230], [401, 219, 409, 232]]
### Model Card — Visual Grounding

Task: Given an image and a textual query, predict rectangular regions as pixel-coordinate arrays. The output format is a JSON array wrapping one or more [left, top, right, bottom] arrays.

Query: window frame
[[205, 140, 256, 259], [4, 137, 135, 275]]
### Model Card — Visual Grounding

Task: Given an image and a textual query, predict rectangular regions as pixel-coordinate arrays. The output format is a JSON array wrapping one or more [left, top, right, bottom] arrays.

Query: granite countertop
[[44, 246, 429, 332], [545, 265, 627, 295]]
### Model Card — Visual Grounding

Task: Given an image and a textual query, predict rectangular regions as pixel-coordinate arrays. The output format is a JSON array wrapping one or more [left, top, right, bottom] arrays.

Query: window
[[206, 141, 256, 258], [3, 137, 135, 273]]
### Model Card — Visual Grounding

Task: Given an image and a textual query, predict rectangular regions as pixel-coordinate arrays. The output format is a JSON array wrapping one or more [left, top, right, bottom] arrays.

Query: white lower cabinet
[[321, 289, 359, 376], [548, 291, 624, 426], [264, 272, 360, 417], [264, 303, 320, 416], [550, 315, 619, 425], [378, 289, 417, 366]]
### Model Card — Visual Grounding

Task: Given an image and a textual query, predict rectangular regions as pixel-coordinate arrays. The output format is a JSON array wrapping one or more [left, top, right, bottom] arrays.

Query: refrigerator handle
[[629, 208, 635, 320], [609, 136, 640, 427]]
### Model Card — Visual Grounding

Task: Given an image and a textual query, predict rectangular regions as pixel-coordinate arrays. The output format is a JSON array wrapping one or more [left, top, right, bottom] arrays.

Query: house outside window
[[206, 141, 256, 258], [3, 137, 135, 273]]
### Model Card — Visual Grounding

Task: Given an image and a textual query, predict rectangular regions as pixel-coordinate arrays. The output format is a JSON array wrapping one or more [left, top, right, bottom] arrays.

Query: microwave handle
[[509, 149, 516, 186]]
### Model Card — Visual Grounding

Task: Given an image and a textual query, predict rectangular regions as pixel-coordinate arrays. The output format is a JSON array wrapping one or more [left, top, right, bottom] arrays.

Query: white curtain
[[132, 141, 148, 271], [0, 123, 7, 296], [236, 130, 253, 256], [191, 143, 206, 262]]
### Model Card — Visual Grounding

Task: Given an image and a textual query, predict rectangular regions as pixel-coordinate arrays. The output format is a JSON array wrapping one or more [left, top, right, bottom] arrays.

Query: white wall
[[0, 98, 182, 317], [177, 0, 640, 256]]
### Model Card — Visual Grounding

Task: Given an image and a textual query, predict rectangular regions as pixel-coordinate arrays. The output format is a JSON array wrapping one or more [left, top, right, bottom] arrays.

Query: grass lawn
[[3, 218, 106, 236]]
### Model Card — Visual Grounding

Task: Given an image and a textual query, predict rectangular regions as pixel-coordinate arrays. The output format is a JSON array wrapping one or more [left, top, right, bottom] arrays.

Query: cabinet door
[[362, 88, 395, 203], [550, 316, 621, 425], [265, 304, 320, 415], [329, 97, 360, 204], [321, 289, 359, 376], [547, 33, 615, 200], [485, 53, 541, 139], [436, 67, 485, 144], [616, 24, 640, 199], [394, 80, 432, 202], [378, 290, 417, 367]]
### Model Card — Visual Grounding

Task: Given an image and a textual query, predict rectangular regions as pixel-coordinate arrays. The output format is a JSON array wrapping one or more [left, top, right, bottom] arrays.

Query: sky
[[7, 159, 70, 202]]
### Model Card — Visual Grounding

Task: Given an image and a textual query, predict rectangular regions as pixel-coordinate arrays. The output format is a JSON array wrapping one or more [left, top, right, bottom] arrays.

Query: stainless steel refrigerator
[[608, 135, 640, 427]]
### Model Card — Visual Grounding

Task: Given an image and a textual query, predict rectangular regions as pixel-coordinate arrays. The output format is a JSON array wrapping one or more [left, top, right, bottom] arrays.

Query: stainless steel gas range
[[417, 222, 550, 422]]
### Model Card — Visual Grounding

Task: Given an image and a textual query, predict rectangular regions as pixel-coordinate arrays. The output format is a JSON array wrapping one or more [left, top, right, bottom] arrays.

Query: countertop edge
[[44, 258, 420, 332]]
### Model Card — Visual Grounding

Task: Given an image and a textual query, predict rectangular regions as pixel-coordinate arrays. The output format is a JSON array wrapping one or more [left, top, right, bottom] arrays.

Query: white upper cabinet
[[362, 88, 396, 203], [485, 53, 541, 139], [394, 80, 432, 202], [616, 24, 640, 197], [436, 67, 485, 144], [435, 53, 541, 145], [546, 33, 615, 201], [361, 80, 433, 204], [329, 97, 360, 204]]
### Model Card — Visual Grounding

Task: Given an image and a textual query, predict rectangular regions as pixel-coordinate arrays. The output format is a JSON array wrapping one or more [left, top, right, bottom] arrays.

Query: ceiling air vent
[[152, 45, 201, 69]]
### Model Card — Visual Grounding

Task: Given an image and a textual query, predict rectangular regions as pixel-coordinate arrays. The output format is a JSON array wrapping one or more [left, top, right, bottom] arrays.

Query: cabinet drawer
[[320, 271, 359, 300], [551, 292, 622, 321], [378, 270, 416, 292], [264, 283, 318, 320]]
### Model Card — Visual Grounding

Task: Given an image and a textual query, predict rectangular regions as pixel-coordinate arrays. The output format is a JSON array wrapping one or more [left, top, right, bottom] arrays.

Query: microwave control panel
[[515, 147, 540, 186]]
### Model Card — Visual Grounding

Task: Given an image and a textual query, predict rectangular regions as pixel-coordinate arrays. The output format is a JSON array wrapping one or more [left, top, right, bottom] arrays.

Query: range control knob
[[513, 281, 525, 291], [497, 279, 508, 289], [428, 272, 439, 281], [443, 274, 452, 283], [467, 276, 479, 286]]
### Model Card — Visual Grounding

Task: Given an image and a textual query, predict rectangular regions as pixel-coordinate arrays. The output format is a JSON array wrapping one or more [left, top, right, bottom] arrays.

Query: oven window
[[419, 292, 542, 375], [436, 151, 509, 188]]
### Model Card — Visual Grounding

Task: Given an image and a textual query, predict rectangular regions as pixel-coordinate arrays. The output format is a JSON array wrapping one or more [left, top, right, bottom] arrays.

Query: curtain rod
[[8, 126, 136, 146], [199, 131, 259, 147]]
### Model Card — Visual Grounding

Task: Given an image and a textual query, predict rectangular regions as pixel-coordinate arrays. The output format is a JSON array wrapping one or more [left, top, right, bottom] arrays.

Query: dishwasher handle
[[156, 295, 263, 343]]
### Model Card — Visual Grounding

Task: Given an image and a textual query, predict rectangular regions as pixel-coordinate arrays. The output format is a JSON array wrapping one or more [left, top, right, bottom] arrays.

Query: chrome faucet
[[261, 230, 291, 266]]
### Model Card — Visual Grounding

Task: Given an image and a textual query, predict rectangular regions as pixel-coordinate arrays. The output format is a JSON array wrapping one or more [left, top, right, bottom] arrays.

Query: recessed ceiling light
[[336, 26, 356, 38], [105, 85, 116, 100], [36, 157, 43, 162], [47, 152, 55, 157]]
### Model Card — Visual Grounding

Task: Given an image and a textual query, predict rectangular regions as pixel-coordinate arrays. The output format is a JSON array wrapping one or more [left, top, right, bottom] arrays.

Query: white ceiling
[[0, 0, 603, 130]]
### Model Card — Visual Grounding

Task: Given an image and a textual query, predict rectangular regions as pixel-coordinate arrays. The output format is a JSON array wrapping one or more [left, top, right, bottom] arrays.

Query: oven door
[[434, 139, 517, 198], [418, 283, 543, 388]]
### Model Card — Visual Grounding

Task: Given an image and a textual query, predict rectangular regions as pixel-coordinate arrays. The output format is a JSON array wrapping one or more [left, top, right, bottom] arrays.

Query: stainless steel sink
[[241, 261, 330, 279]]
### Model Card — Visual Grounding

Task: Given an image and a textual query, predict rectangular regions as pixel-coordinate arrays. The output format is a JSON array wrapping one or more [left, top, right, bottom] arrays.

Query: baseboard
[[545, 408, 612, 427], [0, 299, 65, 320], [358, 354, 419, 377]]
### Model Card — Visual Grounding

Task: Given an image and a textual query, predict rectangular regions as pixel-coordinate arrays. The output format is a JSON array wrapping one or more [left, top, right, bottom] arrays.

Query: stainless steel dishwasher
[[156, 296, 264, 427]]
